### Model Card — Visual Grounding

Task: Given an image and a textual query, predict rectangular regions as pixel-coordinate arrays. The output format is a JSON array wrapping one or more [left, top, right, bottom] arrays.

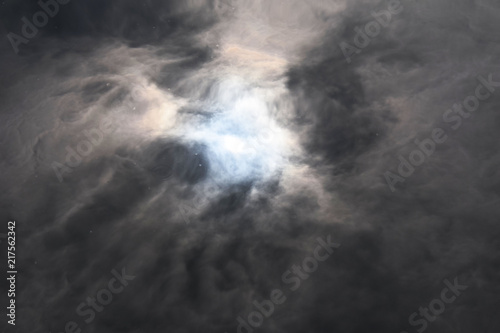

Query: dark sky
[[1, 0, 500, 333]]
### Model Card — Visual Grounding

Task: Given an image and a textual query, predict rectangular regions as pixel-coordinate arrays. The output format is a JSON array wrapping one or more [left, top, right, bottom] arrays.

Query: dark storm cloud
[[279, 0, 500, 333], [0, 1, 229, 331], [0, 0, 229, 49], [1, 0, 500, 333]]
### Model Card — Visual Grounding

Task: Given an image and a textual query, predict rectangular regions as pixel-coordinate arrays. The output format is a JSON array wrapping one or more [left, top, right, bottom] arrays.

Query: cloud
[[1, 0, 500, 333]]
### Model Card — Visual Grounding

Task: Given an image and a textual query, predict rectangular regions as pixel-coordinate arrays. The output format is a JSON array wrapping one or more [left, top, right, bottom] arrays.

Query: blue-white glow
[[183, 78, 293, 184]]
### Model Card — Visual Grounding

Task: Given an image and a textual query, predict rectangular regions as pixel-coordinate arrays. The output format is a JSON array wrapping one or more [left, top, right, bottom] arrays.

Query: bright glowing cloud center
[[222, 135, 247, 154], [184, 78, 294, 183]]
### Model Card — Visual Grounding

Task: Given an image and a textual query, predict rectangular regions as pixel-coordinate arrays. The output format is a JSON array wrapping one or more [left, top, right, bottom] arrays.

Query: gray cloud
[[1, 0, 500, 333]]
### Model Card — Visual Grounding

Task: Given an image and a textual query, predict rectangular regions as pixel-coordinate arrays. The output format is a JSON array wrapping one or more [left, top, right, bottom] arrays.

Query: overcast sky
[[1, 0, 500, 332]]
